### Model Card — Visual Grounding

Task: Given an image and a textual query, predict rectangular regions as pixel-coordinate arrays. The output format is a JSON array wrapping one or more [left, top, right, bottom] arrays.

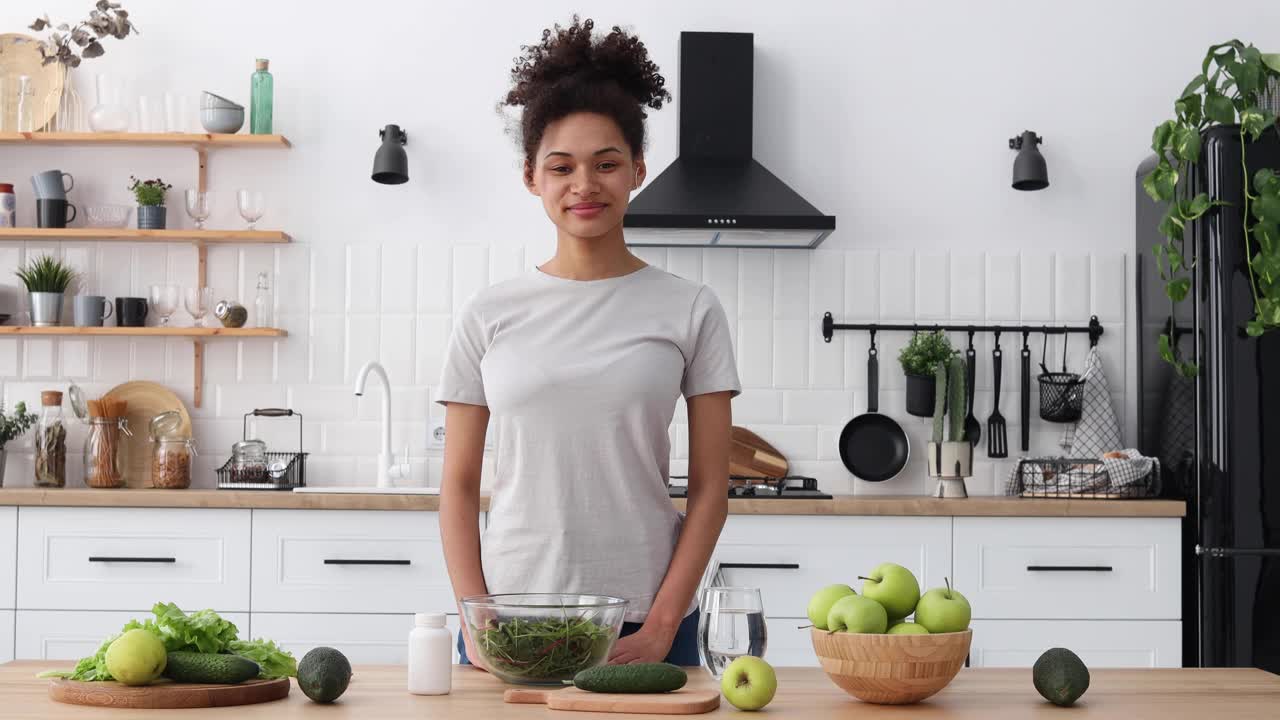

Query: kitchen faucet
[[353, 360, 408, 488]]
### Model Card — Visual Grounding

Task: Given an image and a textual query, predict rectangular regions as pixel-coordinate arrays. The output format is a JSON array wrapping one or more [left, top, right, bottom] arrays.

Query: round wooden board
[[50, 677, 290, 709], [101, 381, 192, 488]]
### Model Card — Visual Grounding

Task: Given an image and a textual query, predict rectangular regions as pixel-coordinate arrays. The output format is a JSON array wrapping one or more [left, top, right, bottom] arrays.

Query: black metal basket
[[1007, 457, 1156, 499], [216, 409, 308, 491], [1036, 332, 1085, 422]]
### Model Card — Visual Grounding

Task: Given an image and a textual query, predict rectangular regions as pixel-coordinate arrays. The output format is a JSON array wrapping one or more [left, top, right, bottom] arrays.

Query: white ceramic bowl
[[201, 106, 244, 134], [85, 204, 132, 228], [200, 91, 242, 110]]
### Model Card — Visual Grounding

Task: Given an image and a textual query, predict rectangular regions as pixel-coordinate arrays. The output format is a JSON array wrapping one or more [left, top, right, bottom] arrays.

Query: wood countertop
[[1, 662, 1275, 719], [0, 488, 1185, 517]]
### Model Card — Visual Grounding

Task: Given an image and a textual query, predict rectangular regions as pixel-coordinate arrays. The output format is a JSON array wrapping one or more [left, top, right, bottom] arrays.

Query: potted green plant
[[128, 176, 173, 229], [0, 401, 37, 487], [15, 255, 77, 326], [898, 331, 954, 416], [928, 357, 972, 498]]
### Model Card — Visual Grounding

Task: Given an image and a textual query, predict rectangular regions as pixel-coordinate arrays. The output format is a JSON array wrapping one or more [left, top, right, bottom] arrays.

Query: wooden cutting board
[[49, 677, 289, 709], [504, 687, 720, 714], [729, 426, 789, 478], [101, 381, 192, 488]]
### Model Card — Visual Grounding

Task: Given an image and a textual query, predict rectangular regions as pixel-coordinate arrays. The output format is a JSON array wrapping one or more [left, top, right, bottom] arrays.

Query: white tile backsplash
[[879, 251, 914, 320]]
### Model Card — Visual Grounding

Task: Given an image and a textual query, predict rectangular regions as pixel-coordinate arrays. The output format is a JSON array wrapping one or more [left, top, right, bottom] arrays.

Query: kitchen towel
[[1061, 347, 1122, 457]]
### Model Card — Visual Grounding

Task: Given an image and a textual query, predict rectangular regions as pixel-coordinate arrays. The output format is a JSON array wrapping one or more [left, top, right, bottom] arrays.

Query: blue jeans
[[458, 610, 701, 667]]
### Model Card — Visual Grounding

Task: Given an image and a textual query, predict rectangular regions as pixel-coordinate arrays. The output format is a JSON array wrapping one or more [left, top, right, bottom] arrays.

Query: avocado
[[1033, 647, 1090, 707], [163, 652, 260, 684], [297, 647, 352, 704], [573, 663, 687, 694]]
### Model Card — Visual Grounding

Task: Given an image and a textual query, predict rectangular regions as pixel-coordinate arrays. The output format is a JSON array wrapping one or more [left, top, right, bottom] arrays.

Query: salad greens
[[39, 602, 296, 681], [475, 615, 615, 680]]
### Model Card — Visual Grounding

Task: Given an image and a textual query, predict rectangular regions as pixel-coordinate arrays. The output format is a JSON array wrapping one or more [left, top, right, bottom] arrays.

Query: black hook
[[967, 329, 976, 351], [869, 327, 877, 351], [994, 329, 1002, 350]]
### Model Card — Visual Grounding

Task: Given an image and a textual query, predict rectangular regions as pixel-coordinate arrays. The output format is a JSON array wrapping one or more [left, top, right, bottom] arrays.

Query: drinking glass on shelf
[[149, 283, 179, 326], [698, 586, 767, 679], [185, 286, 214, 327], [185, 189, 211, 229], [163, 92, 191, 133], [137, 95, 164, 132], [236, 190, 265, 230]]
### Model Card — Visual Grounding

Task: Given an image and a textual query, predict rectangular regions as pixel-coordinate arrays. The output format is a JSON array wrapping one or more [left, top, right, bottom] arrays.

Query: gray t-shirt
[[436, 264, 741, 622]]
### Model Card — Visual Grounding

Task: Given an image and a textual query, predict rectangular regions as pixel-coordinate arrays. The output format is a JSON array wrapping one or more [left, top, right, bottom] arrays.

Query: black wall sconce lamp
[[1009, 130, 1048, 191], [372, 124, 408, 185]]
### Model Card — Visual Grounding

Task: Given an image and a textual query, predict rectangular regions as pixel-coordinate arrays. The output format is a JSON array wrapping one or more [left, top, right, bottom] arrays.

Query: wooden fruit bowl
[[810, 627, 972, 705]]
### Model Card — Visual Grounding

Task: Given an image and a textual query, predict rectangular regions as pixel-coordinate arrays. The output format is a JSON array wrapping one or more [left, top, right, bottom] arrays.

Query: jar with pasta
[[84, 416, 126, 488], [149, 410, 194, 489]]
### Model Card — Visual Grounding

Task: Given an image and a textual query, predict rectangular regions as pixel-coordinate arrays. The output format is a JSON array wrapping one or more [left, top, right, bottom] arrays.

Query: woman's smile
[[567, 202, 608, 218]]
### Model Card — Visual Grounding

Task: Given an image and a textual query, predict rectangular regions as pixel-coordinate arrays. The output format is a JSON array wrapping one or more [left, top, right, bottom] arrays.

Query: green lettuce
[[40, 602, 296, 681]]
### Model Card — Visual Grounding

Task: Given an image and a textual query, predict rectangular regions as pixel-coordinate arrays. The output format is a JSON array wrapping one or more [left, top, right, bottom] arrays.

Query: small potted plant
[[15, 255, 77, 327], [899, 331, 954, 416], [929, 356, 973, 498], [0, 401, 37, 487], [128, 176, 173, 229]]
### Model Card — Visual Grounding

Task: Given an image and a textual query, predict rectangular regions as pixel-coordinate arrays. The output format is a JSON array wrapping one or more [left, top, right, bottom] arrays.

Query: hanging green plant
[[1144, 40, 1280, 377]]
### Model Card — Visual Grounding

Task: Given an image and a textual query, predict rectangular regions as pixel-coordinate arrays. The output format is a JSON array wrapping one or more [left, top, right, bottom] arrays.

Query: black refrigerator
[[1135, 126, 1280, 672]]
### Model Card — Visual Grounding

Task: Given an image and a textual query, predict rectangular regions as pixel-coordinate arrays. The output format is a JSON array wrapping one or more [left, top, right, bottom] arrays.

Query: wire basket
[[1036, 332, 1085, 422], [1007, 457, 1157, 499], [216, 409, 308, 490]]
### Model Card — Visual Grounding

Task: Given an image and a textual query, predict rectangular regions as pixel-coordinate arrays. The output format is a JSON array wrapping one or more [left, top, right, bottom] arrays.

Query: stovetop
[[667, 475, 832, 499]]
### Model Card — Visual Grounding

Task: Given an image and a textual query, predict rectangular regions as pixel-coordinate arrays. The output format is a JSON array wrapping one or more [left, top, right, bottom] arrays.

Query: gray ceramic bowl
[[201, 106, 244, 134], [201, 91, 243, 110]]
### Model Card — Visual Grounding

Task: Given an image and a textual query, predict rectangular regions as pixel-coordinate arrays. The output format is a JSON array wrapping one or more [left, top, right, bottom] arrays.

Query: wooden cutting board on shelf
[[504, 687, 720, 714], [49, 677, 290, 709], [729, 426, 789, 478], [101, 381, 192, 488]]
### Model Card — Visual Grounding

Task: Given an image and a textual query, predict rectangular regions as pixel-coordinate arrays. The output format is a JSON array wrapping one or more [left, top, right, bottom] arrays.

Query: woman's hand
[[608, 623, 677, 665], [461, 625, 490, 672]]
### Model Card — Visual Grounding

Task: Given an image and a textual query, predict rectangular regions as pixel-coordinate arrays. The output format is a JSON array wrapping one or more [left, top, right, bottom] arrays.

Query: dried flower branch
[[27, 1, 138, 68]]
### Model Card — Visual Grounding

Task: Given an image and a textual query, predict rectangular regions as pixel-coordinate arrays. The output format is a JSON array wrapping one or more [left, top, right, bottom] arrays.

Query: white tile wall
[[0, 243, 1125, 496]]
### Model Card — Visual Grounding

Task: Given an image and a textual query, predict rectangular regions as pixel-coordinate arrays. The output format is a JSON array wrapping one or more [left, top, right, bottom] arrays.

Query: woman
[[437, 17, 740, 668]]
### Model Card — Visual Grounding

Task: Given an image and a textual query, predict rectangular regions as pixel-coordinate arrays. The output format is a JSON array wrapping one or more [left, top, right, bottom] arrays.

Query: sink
[[292, 486, 440, 495]]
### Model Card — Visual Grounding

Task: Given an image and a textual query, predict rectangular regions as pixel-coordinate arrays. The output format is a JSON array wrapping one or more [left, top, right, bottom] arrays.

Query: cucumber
[[163, 651, 260, 684], [573, 663, 687, 694]]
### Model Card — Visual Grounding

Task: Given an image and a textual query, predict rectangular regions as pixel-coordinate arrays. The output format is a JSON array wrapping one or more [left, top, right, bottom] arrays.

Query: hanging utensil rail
[[821, 314, 1104, 345]]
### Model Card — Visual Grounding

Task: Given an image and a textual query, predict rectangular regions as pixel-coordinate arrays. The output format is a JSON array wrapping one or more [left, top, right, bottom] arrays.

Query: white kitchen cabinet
[[969, 620, 1182, 668], [249, 612, 460, 665], [251, 510, 455, 614], [953, 517, 1180, 620], [709, 516, 952, 619], [16, 508, 251, 612], [763, 617, 820, 668], [0, 507, 15, 608], [0, 611, 13, 663], [15, 610, 250, 661]]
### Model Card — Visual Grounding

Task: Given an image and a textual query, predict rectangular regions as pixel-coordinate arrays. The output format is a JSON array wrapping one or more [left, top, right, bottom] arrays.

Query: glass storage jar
[[230, 439, 267, 484], [84, 416, 127, 488], [34, 391, 67, 488], [152, 436, 195, 489]]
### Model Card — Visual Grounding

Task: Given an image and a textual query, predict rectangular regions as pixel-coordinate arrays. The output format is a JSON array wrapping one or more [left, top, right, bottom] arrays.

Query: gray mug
[[73, 295, 113, 327], [30, 170, 74, 200]]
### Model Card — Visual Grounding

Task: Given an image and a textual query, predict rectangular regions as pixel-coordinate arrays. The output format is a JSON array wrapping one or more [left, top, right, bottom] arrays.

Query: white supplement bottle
[[408, 612, 452, 695]]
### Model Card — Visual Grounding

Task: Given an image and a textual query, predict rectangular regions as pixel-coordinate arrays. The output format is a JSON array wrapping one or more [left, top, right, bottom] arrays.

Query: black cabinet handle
[[323, 559, 411, 566], [1026, 565, 1113, 572], [719, 562, 800, 570], [88, 556, 176, 563]]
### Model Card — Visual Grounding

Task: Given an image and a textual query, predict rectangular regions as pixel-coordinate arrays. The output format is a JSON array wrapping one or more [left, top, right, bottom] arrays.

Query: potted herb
[[0, 402, 37, 487], [15, 255, 77, 327], [928, 357, 972, 498], [898, 331, 954, 416], [128, 176, 173, 229]]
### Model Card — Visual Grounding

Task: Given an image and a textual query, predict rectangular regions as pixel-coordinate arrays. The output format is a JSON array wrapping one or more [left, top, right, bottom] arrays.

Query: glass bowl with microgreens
[[460, 593, 628, 684]]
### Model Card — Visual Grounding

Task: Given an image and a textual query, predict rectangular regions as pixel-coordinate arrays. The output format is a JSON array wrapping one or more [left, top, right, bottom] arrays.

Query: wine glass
[[185, 189, 211, 230], [236, 189, 265, 230], [185, 286, 214, 327], [698, 586, 767, 679], [149, 283, 179, 326]]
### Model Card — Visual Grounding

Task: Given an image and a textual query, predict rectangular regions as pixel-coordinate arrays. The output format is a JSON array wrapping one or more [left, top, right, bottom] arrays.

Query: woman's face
[[525, 112, 646, 240]]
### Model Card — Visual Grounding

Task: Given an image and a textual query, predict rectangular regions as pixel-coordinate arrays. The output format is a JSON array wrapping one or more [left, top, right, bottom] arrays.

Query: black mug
[[36, 198, 77, 229], [115, 297, 148, 327]]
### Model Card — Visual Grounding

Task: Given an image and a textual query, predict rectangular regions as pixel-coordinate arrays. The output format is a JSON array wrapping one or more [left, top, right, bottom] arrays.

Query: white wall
[[0, 1, 1276, 492]]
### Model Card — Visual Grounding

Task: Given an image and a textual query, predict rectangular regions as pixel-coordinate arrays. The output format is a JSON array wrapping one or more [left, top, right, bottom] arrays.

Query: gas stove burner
[[667, 475, 832, 499]]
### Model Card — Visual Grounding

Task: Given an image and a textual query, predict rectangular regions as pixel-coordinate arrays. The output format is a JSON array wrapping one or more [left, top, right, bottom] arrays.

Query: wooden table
[[3, 662, 1278, 719]]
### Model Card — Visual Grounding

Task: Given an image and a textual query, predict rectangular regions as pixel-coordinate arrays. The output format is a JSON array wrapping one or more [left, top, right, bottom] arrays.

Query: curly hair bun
[[505, 16, 670, 111]]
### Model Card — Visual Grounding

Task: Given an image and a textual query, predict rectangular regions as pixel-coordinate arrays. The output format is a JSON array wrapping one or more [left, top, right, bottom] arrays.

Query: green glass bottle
[[250, 58, 273, 134]]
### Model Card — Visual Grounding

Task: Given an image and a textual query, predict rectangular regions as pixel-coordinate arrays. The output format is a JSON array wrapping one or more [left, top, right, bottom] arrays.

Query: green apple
[[826, 594, 888, 634], [914, 578, 971, 633], [807, 584, 856, 630], [858, 562, 921, 619], [887, 621, 929, 635], [720, 655, 777, 711]]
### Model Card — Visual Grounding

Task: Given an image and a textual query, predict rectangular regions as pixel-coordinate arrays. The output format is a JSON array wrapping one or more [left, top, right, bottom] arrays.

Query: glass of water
[[698, 586, 767, 678]]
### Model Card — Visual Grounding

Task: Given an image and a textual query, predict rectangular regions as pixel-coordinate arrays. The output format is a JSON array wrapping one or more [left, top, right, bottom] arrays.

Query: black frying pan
[[839, 341, 910, 482]]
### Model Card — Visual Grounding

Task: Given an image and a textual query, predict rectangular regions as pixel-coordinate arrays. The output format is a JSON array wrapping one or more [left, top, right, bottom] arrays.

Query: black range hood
[[624, 32, 835, 249]]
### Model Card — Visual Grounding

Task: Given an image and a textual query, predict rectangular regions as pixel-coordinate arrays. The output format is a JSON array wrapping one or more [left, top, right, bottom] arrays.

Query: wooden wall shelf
[[0, 131, 291, 148], [0, 228, 290, 244], [0, 327, 286, 337]]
